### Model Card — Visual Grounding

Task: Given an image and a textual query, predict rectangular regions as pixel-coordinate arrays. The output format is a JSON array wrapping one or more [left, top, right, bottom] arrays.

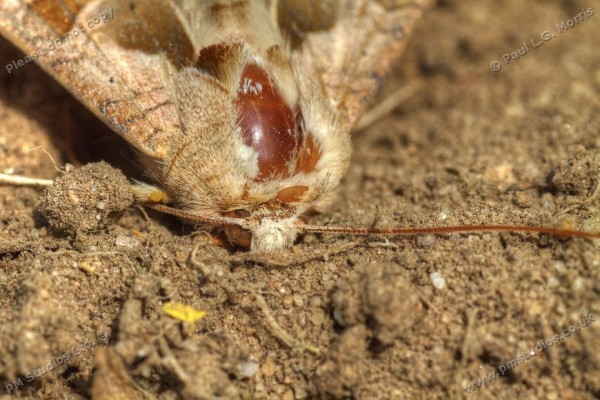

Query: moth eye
[[223, 210, 252, 248], [236, 64, 299, 180]]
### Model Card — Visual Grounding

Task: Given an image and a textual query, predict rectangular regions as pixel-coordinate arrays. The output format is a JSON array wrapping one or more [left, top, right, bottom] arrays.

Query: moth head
[[149, 204, 301, 252], [247, 217, 299, 252], [220, 209, 297, 251]]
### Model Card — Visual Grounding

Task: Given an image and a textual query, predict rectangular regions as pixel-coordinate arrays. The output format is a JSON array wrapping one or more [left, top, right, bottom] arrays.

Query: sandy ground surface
[[1, 1, 600, 399]]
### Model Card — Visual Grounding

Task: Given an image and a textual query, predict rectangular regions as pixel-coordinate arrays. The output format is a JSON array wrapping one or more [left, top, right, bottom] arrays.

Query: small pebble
[[309, 296, 322, 307], [310, 309, 325, 326], [553, 261, 567, 274], [429, 271, 446, 290], [547, 276, 559, 288], [294, 386, 308, 399], [261, 357, 276, 377], [239, 358, 259, 378], [572, 277, 584, 292], [282, 295, 294, 308], [292, 294, 304, 307]]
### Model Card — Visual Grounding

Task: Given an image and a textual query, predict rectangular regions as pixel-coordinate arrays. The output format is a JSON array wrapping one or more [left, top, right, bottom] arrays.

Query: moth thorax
[[236, 64, 318, 180]]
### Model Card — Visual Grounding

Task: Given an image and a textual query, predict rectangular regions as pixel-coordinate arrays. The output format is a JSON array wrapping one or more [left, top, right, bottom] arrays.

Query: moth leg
[[131, 181, 173, 204], [353, 81, 421, 132]]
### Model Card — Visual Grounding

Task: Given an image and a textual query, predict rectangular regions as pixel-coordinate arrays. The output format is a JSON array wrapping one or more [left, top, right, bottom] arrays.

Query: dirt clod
[[332, 262, 424, 348], [550, 146, 600, 196], [39, 162, 133, 234], [315, 325, 369, 398]]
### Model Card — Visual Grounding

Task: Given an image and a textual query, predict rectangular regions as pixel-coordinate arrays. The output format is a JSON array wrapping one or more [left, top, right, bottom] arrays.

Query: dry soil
[[1, 1, 600, 399]]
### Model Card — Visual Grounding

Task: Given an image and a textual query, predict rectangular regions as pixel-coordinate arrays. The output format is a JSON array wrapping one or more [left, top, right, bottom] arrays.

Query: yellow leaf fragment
[[162, 302, 206, 324]]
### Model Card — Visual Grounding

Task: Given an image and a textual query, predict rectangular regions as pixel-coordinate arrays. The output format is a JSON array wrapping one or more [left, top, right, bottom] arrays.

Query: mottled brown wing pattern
[[0, 0, 193, 159], [0, 0, 432, 157], [278, 0, 434, 130]]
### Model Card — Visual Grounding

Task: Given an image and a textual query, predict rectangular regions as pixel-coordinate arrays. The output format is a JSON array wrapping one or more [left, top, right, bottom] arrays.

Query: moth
[[0, 0, 437, 251], [1, 0, 598, 252]]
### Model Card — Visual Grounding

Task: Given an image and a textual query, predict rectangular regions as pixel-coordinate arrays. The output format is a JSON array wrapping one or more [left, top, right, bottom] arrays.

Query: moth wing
[[0, 0, 196, 160], [277, 0, 434, 130]]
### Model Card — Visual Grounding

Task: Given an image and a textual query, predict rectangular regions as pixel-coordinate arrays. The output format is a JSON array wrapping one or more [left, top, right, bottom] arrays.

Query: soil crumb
[[39, 162, 133, 234]]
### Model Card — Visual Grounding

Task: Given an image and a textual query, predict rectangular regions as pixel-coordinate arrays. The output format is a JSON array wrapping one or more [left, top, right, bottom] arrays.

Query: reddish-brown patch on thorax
[[236, 64, 322, 181], [296, 134, 320, 173], [197, 46, 321, 184], [236, 64, 299, 180], [276, 185, 308, 203], [197, 43, 243, 81]]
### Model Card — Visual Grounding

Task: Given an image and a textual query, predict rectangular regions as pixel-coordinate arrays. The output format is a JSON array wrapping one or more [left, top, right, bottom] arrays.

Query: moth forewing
[[0, 0, 188, 159], [284, 0, 435, 128]]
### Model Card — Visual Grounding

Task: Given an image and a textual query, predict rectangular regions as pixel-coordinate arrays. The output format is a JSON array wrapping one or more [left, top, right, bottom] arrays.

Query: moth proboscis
[[1, 0, 599, 252]]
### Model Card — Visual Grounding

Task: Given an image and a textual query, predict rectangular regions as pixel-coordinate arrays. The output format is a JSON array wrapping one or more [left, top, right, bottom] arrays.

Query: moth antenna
[[147, 204, 252, 229], [299, 224, 600, 240]]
